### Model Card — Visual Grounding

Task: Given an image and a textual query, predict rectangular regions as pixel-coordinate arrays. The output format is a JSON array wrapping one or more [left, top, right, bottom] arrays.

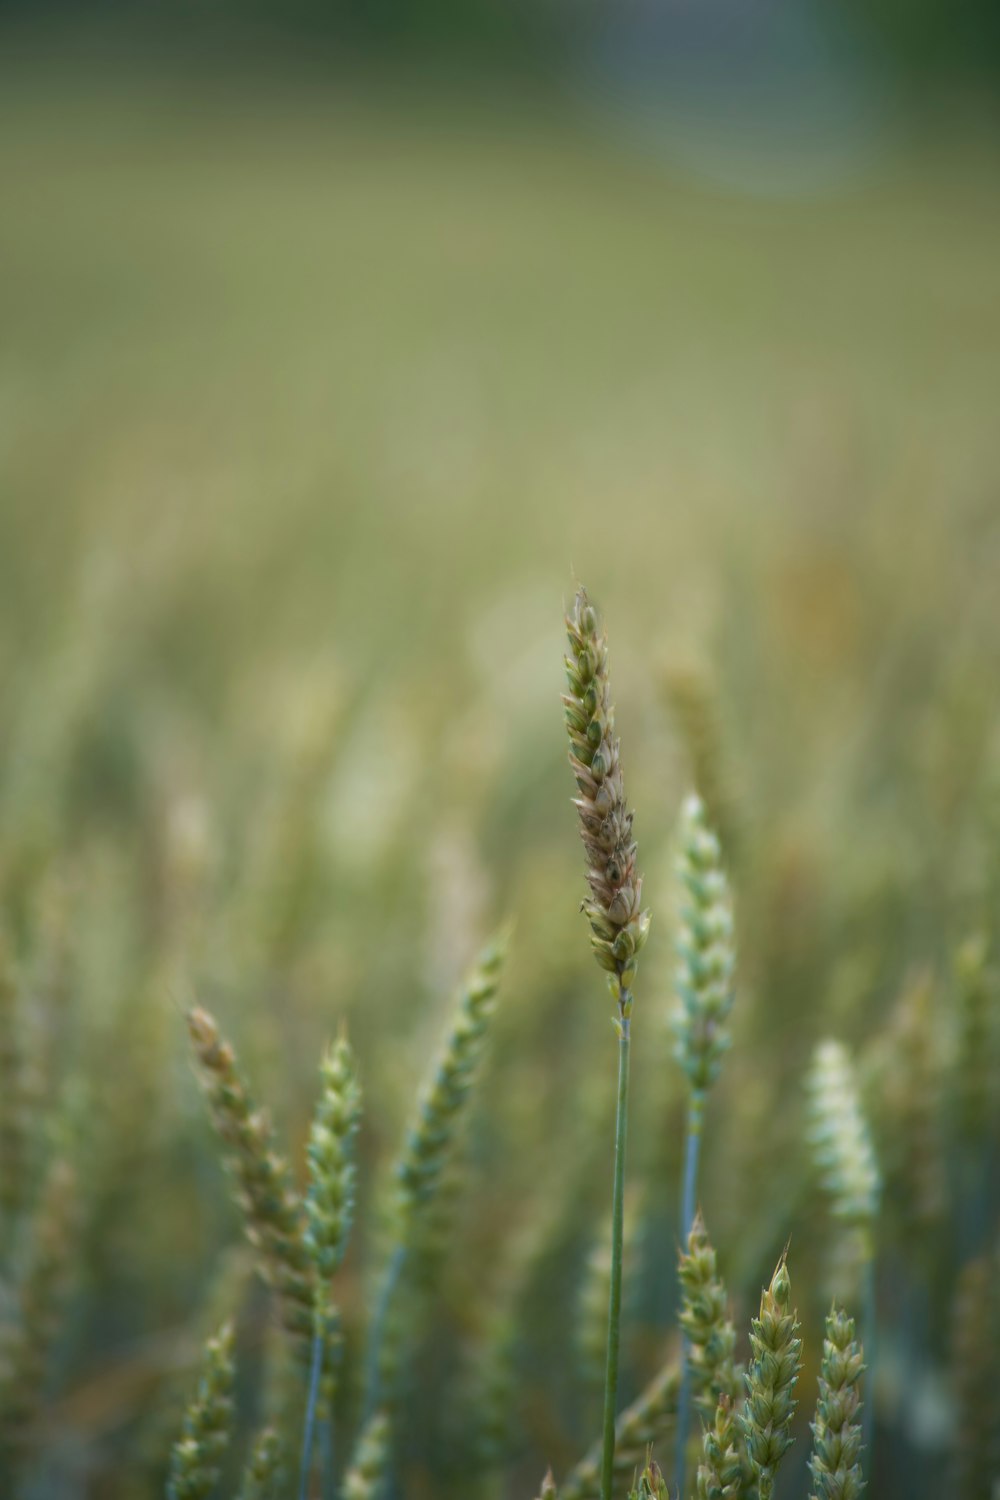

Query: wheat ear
[[672, 793, 735, 1499], [166, 1322, 236, 1500], [808, 1305, 866, 1500], [740, 1255, 802, 1500]]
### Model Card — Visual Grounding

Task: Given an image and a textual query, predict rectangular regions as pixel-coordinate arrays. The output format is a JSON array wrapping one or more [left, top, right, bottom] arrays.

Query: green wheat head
[[740, 1255, 802, 1500], [166, 1321, 236, 1500], [672, 794, 735, 1093], [808, 1306, 866, 1500]]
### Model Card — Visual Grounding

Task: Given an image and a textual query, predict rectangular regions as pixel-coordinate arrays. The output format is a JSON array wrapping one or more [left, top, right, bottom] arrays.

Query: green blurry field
[[1, 44, 999, 1500]]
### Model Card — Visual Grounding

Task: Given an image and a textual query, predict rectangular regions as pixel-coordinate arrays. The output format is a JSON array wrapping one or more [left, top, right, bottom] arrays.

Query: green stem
[[600, 1006, 632, 1500], [675, 1089, 705, 1500], [364, 1243, 406, 1419], [299, 1329, 324, 1500], [862, 1248, 877, 1484]]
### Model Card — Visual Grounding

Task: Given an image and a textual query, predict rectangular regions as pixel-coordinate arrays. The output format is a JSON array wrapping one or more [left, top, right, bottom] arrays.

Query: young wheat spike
[[535, 1469, 558, 1500], [0, 1153, 77, 1469], [166, 1322, 236, 1500], [678, 1212, 743, 1418], [298, 1029, 362, 1494], [342, 1409, 392, 1500], [672, 794, 735, 1098], [672, 795, 735, 1500], [237, 1429, 286, 1500], [807, 1041, 880, 1245], [187, 1007, 315, 1346], [559, 1359, 679, 1500], [396, 931, 507, 1229], [305, 1032, 361, 1285], [808, 1306, 866, 1500], [364, 932, 508, 1415], [740, 1255, 802, 1500], [806, 1038, 879, 1474], [696, 1394, 742, 1500], [662, 659, 741, 859]]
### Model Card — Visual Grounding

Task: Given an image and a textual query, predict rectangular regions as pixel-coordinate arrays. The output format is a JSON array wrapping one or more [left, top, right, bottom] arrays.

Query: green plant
[[563, 586, 650, 1500], [672, 793, 736, 1499], [166, 1322, 236, 1500], [740, 1256, 802, 1500], [807, 1306, 866, 1500]]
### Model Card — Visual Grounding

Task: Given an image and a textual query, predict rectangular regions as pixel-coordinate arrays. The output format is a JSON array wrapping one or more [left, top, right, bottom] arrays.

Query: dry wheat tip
[[673, 794, 735, 1092], [808, 1306, 866, 1500], [628, 1454, 669, 1500], [167, 1322, 236, 1500], [679, 1211, 742, 1418], [740, 1255, 801, 1500], [536, 1468, 558, 1499], [696, 1394, 742, 1500], [807, 1041, 880, 1241], [188, 1006, 316, 1347], [564, 587, 649, 1015]]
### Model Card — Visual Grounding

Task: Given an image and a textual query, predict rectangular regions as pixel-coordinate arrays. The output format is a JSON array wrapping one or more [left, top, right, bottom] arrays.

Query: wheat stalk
[[564, 585, 649, 1500]]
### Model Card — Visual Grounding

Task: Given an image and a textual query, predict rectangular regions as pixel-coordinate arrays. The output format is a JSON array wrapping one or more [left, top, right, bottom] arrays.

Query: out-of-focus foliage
[[0, 35, 999, 1500]]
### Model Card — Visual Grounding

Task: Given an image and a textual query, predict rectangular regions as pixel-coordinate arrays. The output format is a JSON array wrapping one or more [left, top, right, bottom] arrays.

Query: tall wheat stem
[[364, 1243, 406, 1417], [675, 1086, 705, 1500], [600, 1008, 632, 1500], [299, 1332, 325, 1500]]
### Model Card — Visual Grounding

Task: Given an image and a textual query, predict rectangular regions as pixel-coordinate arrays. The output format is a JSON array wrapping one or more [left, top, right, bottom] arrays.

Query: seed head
[[628, 1453, 669, 1499], [808, 1306, 866, 1500], [678, 1211, 743, 1418], [564, 587, 649, 1011], [236, 1428, 286, 1500], [305, 1033, 362, 1282], [696, 1394, 743, 1500], [807, 1041, 880, 1257], [672, 794, 735, 1092], [342, 1409, 392, 1500], [740, 1254, 802, 1500], [395, 931, 508, 1236], [167, 1322, 236, 1500], [188, 1006, 315, 1348]]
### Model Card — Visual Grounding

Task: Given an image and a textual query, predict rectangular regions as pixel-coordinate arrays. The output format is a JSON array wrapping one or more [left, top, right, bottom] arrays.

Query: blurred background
[[1, 2, 999, 1497]]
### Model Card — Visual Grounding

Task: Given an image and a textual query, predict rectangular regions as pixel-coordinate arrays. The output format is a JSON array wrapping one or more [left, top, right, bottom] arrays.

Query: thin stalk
[[364, 1243, 407, 1418], [675, 1087, 705, 1500], [299, 1329, 325, 1500], [599, 1009, 632, 1500], [862, 1249, 876, 1484], [320, 1415, 335, 1500]]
